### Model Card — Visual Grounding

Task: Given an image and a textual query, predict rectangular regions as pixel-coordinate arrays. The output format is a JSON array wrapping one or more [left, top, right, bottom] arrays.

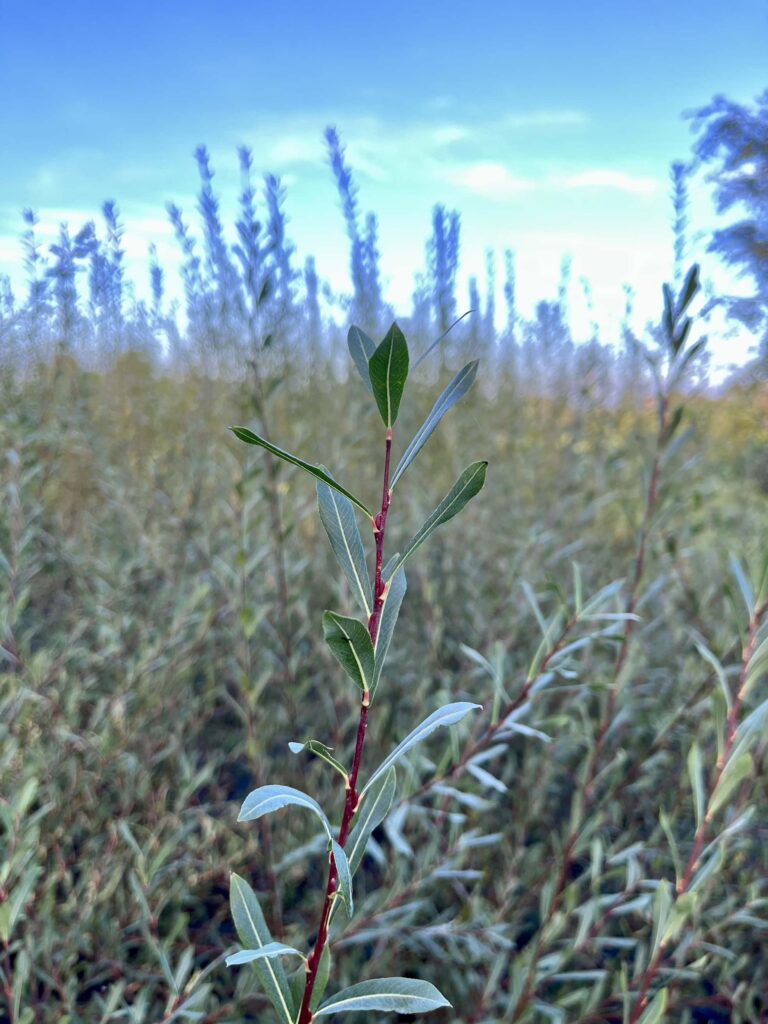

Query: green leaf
[[390, 360, 479, 489], [368, 322, 409, 427], [311, 945, 332, 1011], [362, 702, 481, 796], [390, 462, 488, 575], [346, 767, 397, 875], [323, 612, 375, 695], [707, 752, 753, 819], [315, 977, 450, 1016], [331, 840, 354, 917], [238, 784, 332, 839], [347, 326, 375, 393], [317, 478, 373, 617], [226, 943, 303, 967], [636, 987, 668, 1024], [229, 874, 296, 1024], [231, 427, 372, 518], [687, 741, 705, 829], [371, 567, 407, 700], [288, 740, 349, 782]]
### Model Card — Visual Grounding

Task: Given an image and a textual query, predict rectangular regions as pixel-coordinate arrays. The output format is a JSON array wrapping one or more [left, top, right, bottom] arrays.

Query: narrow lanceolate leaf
[[687, 741, 705, 829], [390, 360, 479, 489], [323, 612, 375, 694], [226, 943, 303, 967], [707, 752, 753, 819], [238, 784, 332, 840], [362, 702, 481, 796], [371, 567, 407, 700], [231, 427, 372, 518], [229, 874, 295, 1024], [288, 740, 349, 782], [390, 462, 488, 575], [637, 988, 668, 1024], [348, 325, 376, 393], [331, 840, 354, 917], [346, 768, 397, 875], [368, 322, 409, 427], [315, 977, 451, 1017], [317, 479, 373, 617]]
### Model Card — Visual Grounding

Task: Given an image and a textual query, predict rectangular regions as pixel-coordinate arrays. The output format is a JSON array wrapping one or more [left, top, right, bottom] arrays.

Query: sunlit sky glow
[[1, 0, 766, 366]]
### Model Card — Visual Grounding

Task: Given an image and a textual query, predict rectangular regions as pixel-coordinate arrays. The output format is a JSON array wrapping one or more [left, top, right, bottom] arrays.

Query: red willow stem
[[297, 429, 393, 1024], [629, 599, 767, 1023]]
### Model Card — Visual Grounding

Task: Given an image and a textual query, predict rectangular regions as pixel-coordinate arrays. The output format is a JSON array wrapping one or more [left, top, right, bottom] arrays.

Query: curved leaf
[[238, 784, 332, 839], [323, 612, 375, 694], [371, 568, 407, 700], [362, 702, 481, 796], [226, 942, 303, 966], [347, 767, 397, 875], [369, 322, 409, 427], [348, 326, 376, 393], [390, 360, 479, 489], [288, 740, 349, 782], [229, 874, 295, 1024], [390, 462, 488, 574], [331, 840, 354, 917], [317, 479, 373, 617], [316, 977, 450, 1016], [231, 427, 372, 518]]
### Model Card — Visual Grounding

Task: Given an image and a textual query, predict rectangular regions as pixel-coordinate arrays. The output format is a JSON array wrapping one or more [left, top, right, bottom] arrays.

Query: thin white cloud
[[431, 124, 472, 145], [504, 110, 588, 128], [268, 135, 323, 167], [443, 161, 536, 199], [560, 169, 659, 196]]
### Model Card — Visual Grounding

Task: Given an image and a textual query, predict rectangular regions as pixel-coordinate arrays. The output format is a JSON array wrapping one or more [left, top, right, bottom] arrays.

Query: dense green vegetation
[[1, 129, 768, 1023]]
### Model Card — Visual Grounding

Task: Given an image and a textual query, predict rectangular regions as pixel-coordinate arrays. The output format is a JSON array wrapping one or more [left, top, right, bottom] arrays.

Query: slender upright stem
[[629, 600, 767, 1022], [297, 429, 393, 1024]]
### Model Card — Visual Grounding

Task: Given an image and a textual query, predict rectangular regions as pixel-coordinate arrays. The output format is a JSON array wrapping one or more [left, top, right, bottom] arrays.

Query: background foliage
[[1, 113, 767, 1023]]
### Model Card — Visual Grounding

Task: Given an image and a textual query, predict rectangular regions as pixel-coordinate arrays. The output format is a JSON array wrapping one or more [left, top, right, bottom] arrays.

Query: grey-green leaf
[[687, 741, 705, 829], [362, 702, 481, 796], [238, 784, 332, 839], [231, 427, 372, 518], [390, 360, 479, 489], [369, 322, 409, 427], [226, 943, 303, 967], [229, 874, 295, 1024], [331, 840, 354, 917], [371, 568, 407, 700], [288, 740, 349, 782], [323, 612, 375, 694], [316, 977, 450, 1016], [348, 326, 376, 393], [346, 767, 397, 875], [391, 462, 488, 574], [317, 479, 373, 617]]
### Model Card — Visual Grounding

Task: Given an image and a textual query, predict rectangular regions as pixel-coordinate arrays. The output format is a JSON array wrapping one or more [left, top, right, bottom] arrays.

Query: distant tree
[[689, 89, 768, 362]]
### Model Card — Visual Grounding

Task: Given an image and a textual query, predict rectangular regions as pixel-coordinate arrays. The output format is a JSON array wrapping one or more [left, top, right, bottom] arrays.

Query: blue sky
[[1, 0, 766, 358]]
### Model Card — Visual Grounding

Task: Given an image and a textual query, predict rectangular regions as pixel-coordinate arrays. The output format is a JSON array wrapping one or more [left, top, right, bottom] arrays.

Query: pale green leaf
[[390, 462, 488, 575], [362, 702, 481, 796], [317, 478, 373, 617], [231, 427, 372, 518], [346, 768, 397, 875], [707, 752, 753, 819], [288, 740, 349, 782], [238, 784, 332, 839], [226, 943, 303, 966], [331, 840, 354, 917], [347, 325, 375, 393], [371, 567, 407, 699], [315, 977, 450, 1016], [229, 874, 295, 1024], [636, 987, 668, 1024], [687, 741, 705, 829], [390, 360, 479, 489]]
